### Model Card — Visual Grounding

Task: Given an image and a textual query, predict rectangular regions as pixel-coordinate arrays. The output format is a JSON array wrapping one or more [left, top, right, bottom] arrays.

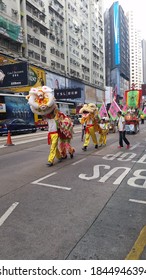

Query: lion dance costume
[[79, 103, 101, 151], [26, 86, 75, 166]]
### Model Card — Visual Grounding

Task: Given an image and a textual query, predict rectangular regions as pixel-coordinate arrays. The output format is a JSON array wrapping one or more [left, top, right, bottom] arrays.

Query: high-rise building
[[142, 40, 146, 84], [0, 0, 105, 103], [126, 10, 143, 89], [104, 1, 130, 100]]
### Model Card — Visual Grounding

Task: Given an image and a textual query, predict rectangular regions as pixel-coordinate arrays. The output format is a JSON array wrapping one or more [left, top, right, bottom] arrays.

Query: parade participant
[[140, 113, 145, 124], [117, 111, 130, 149], [81, 122, 86, 142], [56, 113, 75, 159], [45, 108, 62, 166], [79, 103, 100, 151], [99, 118, 109, 146], [26, 86, 62, 166], [26, 86, 75, 165]]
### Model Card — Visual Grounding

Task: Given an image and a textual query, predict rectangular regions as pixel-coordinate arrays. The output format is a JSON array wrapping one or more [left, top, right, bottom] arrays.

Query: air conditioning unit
[[33, 27, 38, 32]]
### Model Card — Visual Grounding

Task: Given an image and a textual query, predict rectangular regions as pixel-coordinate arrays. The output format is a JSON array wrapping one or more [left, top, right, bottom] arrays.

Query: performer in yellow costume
[[99, 118, 109, 146], [79, 103, 101, 151]]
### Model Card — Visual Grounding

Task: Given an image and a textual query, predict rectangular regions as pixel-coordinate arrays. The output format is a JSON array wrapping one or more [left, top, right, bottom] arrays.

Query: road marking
[[31, 172, 71, 191], [72, 158, 86, 165], [125, 225, 146, 260], [0, 202, 19, 227], [0, 145, 6, 149], [130, 143, 144, 150], [129, 199, 146, 205], [0, 136, 46, 148]]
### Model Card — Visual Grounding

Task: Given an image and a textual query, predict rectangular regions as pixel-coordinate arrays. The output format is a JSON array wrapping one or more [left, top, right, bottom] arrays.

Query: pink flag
[[108, 100, 121, 120], [99, 102, 108, 119], [122, 105, 128, 113]]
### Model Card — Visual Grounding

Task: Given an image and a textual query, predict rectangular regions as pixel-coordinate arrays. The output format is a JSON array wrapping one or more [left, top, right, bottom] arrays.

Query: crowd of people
[[45, 104, 132, 167], [26, 86, 146, 167]]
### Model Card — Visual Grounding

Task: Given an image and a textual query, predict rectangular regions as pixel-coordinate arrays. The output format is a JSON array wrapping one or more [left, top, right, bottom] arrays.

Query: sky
[[104, 0, 146, 40]]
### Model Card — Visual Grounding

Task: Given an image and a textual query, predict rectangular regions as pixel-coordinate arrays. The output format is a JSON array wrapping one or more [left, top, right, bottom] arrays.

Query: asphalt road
[[0, 124, 146, 260]]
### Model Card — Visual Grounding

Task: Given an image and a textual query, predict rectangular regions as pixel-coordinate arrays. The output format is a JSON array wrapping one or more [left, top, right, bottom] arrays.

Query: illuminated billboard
[[114, 2, 120, 65], [0, 62, 28, 87]]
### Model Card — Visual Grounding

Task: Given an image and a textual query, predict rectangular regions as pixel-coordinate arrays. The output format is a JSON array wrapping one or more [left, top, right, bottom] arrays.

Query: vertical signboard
[[114, 2, 120, 66]]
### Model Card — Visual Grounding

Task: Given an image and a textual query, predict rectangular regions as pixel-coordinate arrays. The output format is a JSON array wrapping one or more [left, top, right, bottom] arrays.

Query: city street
[[0, 124, 146, 260]]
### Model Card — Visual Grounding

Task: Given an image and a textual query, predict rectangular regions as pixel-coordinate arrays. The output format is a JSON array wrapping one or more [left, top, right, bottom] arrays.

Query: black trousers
[[119, 131, 130, 147]]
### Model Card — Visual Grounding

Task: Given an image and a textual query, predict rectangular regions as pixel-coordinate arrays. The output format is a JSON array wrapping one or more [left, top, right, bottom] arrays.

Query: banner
[[124, 90, 142, 108], [98, 102, 108, 119], [108, 100, 121, 120]]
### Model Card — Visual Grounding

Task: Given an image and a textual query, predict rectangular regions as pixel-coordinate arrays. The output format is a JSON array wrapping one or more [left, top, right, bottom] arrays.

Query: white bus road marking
[[31, 172, 71, 191], [129, 199, 146, 205], [0, 202, 19, 227]]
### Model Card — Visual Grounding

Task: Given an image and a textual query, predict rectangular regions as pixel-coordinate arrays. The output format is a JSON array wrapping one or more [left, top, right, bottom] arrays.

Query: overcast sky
[[104, 0, 146, 40]]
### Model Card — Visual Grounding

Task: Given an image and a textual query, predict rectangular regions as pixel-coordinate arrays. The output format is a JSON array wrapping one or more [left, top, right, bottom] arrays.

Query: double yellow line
[[125, 225, 146, 260]]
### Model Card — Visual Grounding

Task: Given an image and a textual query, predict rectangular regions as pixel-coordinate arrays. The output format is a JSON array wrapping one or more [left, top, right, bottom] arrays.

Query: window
[[41, 56, 46, 63]]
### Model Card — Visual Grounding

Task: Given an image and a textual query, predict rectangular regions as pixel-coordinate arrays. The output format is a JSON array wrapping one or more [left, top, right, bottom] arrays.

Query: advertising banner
[[46, 72, 84, 102], [54, 88, 81, 99], [114, 2, 120, 65], [4, 96, 34, 122], [46, 72, 66, 89], [0, 62, 28, 87], [6, 65, 46, 93]]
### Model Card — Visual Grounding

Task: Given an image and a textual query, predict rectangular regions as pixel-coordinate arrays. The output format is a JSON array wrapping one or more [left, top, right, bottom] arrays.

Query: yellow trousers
[[99, 133, 107, 145], [48, 133, 61, 163], [84, 126, 98, 147]]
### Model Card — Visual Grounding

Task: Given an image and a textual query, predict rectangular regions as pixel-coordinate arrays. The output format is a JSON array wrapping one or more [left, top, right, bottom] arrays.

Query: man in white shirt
[[117, 111, 130, 149]]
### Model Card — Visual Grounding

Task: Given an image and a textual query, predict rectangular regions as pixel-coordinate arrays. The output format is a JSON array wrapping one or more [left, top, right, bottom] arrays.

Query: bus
[[0, 93, 76, 130], [0, 92, 34, 123]]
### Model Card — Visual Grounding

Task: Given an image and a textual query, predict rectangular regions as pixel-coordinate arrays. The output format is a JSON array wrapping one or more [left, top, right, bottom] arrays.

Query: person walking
[[117, 111, 130, 149]]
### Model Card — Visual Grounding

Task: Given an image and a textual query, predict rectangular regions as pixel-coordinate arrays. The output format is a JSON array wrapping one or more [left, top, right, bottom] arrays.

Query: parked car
[[0, 118, 37, 136]]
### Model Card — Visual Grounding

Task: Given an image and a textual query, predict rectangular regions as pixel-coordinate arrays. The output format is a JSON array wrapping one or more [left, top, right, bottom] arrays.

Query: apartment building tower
[[126, 10, 143, 89], [0, 0, 105, 103]]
